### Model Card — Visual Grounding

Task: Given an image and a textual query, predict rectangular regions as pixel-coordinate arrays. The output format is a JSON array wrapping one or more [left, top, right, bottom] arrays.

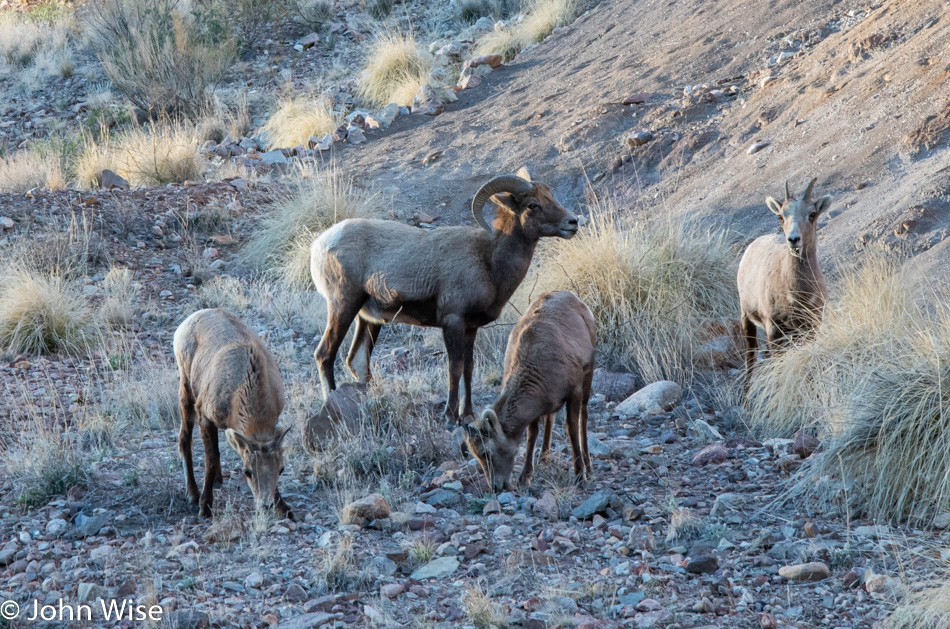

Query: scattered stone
[[464, 54, 503, 69], [686, 555, 719, 574], [571, 490, 612, 520], [934, 513, 950, 529], [244, 571, 264, 589], [308, 135, 333, 151], [624, 129, 654, 147], [77, 582, 105, 602], [277, 612, 337, 629], [534, 492, 559, 521], [803, 521, 820, 537], [614, 381, 682, 418], [692, 443, 729, 466], [342, 493, 391, 524], [0, 216, 13, 230], [284, 583, 308, 602], [747, 141, 770, 154], [592, 369, 641, 401], [792, 431, 820, 458], [260, 150, 289, 165], [381, 583, 403, 598], [46, 518, 67, 535], [778, 562, 830, 582], [295, 32, 320, 50], [101, 169, 130, 190], [304, 383, 368, 452], [482, 499, 501, 515], [622, 92, 652, 105], [346, 126, 367, 144], [410, 556, 459, 580]]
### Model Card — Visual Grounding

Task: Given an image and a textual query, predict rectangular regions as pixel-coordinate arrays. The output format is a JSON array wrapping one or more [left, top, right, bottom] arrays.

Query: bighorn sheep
[[463, 291, 596, 491], [737, 179, 831, 385], [174, 309, 292, 518], [310, 169, 578, 423]]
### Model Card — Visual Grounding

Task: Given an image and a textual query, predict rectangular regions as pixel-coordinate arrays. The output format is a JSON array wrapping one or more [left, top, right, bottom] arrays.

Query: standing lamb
[[310, 169, 578, 424], [463, 291, 596, 492], [174, 309, 292, 518], [737, 178, 831, 386]]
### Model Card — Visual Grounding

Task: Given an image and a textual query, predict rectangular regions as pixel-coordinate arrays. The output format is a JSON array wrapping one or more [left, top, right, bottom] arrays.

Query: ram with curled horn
[[309, 168, 578, 424], [737, 177, 832, 390]]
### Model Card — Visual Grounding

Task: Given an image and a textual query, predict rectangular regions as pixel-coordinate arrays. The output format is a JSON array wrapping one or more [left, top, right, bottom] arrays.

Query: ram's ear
[[766, 197, 783, 215], [515, 166, 532, 182], [491, 192, 518, 211], [483, 409, 503, 436], [814, 195, 832, 216]]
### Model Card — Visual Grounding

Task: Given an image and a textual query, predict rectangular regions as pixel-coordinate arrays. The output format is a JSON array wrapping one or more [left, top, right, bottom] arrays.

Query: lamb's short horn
[[471, 175, 534, 232], [802, 177, 818, 202], [785, 180, 791, 202]]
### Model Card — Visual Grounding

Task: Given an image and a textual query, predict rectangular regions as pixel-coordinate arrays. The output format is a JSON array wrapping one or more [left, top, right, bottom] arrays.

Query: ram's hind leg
[[178, 384, 200, 507], [315, 298, 365, 397], [540, 413, 554, 463], [346, 315, 382, 383], [741, 314, 758, 394], [519, 418, 541, 487]]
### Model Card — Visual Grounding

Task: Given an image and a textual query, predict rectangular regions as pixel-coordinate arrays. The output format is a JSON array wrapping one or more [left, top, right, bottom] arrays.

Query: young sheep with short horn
[[174, 308, 292, 518], [463, 291, 596, 492], [310, 168, 578, 423], [737, 178, 831, 387]]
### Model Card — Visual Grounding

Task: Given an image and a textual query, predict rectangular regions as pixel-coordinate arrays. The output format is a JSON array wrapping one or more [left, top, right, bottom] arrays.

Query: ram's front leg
[[441, 318, 466, 425]]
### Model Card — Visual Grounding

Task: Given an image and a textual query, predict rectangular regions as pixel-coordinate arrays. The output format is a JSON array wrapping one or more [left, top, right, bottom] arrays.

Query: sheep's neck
[[782, 245, 824, 308], [493, 377, 546, 442], [490, 222, 537, 304]]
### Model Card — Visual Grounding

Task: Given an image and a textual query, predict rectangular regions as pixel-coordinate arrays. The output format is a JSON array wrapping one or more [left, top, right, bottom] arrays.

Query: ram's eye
[[244, 469, 252, 479], [528, 203, 541, 211], [809, 212, 818, 222]]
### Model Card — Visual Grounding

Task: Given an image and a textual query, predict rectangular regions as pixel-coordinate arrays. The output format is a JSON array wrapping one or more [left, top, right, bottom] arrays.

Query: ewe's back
[[503, 291, 596, 388]]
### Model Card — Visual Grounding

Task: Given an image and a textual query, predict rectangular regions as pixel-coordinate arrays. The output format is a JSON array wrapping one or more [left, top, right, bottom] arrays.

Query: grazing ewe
[[463, 291, 596, 491], [310, 169, 578, 423], [174, 309, 292, 518], [737, 178, 831, 385]]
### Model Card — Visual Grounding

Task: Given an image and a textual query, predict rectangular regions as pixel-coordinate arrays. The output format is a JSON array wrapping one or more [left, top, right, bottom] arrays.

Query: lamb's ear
[[226, 429, 251, 455], [814, 195, 832, 216], [766, 197, 783, 215], [483, 409, 503, 436], [515, 166, 532, 182]]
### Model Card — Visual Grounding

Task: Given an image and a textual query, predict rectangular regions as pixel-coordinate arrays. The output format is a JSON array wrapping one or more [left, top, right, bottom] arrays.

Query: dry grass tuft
[[295, 0, 334, 28], [887, 578, 950, 629], [4, 419, 91, 506], [521, 198, 737, 384], [0, 150, 67, 193], [357, 32, 433, 107], [261, 94, 341, 150], [317, 535, 367, 592], [0, 8, 74, 78], [476, 0, 581, 60], [0, 265, 93, 355], [86, 0, 235, 117], [75, 123, 206, 188], [747, 256, 950, 524], [100, 267, 140, 329], [242, 165, 382, 285], [463, 583, 509, 627], [364, 0, 394, 20]]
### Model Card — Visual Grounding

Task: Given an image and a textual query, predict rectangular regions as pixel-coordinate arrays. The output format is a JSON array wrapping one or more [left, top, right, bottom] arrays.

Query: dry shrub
[[261, 94, 341, 150], [295, 0, 334, 29], [357, 32, 433, 107], [476, 0, 580, 60], [0, 8, 73, 75], [242, 165, 382, 285], [887, 578, 950, 629], [317, 535, 368, 592], [748, 256, 950, 524], [3, 417, 91, 506], [100, 267, 140, 328], [364, 0, 394, 20], [520, 199, 737, 384], [0, 150, 66, 192], [0, 265, 93, 355], [86, 0, 235, 117], [76, 123, 206, 188], [98, 349, 179, 430], [463, 583, 508, 628]]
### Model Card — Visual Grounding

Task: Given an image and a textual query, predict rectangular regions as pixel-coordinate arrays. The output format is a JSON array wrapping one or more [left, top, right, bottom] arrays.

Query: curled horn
[[784, 180, 791, 202], [471, 175, 534, 232], [802, 177, 818, 202]]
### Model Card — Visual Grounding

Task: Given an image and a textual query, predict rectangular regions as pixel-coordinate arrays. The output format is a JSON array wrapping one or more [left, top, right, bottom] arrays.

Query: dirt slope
[[335, 0, 950, 277]]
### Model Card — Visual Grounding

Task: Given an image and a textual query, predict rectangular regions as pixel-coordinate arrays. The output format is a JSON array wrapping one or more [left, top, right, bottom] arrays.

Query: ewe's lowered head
[[471, 168, 578, 239], [226, 427, 291, 514], [463, 409, 518, 492], [766, 178, 832, 258]]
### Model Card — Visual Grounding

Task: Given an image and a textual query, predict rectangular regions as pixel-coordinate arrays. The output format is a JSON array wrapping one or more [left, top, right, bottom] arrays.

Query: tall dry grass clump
[[477, 0, 581, 60], [0, 8, 74, 72], [261, 94, 341, 150], [0, 151, 67, 192], [748, 256, 950, 524], [887, 578, 950, 629], [357, 33, 433, 107], [75, 123, 206, 188], [86, 0, 235, 117], [242, 165, 382, 285], [521, 201, 737, 384], [0, 265, 93, 355]]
